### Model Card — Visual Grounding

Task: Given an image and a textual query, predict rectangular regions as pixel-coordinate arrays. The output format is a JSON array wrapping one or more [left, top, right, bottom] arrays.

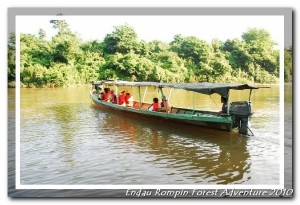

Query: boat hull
[[90, 92, 233, 132]]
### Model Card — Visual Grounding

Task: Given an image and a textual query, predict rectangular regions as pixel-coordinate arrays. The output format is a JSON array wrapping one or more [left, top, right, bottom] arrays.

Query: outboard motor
[[229, 101, 253, 135]]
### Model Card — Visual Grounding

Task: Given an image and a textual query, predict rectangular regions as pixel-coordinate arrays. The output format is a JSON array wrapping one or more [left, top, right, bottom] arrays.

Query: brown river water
[[8, 84, 292, 189]]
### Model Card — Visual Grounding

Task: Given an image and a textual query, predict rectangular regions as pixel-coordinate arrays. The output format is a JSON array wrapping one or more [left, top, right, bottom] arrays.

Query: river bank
[[8, 81, 291, 89], [8, 81, 91, 88]]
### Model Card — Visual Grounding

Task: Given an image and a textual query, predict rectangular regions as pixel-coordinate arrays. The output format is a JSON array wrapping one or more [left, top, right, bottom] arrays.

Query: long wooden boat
[[89, 80, 264, 135]]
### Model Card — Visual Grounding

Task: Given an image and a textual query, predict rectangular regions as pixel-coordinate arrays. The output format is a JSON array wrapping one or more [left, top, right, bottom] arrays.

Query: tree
[[242, 28, 278, 75], [50, 20, 83, 66], [8, 33, 16, 82], [207, 51, 232, 82], [38, 29, 46, 39], [170, 34, 210, 64], [102, 24, 139, 55], [148, 40, 169, 54], [150, 50, 188, 82], [80, 40, 103, 54], [79, 51, 105, 83], [220, 29, 280, 84], [209, 39, 233, 82], [99, 52, 156, 81], [16, 21, 280, 87], [50, 20, 71, 34], [284, 46, 292, 82]]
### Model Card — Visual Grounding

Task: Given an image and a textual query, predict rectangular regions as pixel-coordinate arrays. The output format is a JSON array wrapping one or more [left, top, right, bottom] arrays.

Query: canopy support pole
[[138, 86, 142, 109], [226, 91, 230, 115], [249, 89, 253, 101], [193, 91, 195, 111], [116, 85, 119, 104], [159, 87, 165, 99], [168, 88, 173, 103], [142, 86, 148, 102]]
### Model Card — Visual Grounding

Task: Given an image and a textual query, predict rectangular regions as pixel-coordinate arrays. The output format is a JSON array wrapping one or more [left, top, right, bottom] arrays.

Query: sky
[[17, 15, 284, 46]]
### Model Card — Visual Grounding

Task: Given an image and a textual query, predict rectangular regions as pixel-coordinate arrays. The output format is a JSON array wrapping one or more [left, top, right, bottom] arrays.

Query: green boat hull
[[90, 92, 233, 132]]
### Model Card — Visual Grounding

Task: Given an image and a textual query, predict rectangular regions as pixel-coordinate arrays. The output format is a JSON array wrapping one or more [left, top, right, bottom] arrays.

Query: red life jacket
[[119, 95, 125, 105], [152, 103, 160, 111], [103, 92, 110, 101], [125, 94, 131, 105], [110, 93, 117, 103]]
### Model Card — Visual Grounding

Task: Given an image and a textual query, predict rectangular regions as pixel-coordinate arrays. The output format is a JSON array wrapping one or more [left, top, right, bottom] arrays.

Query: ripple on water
[[18, 87, 282, 186]]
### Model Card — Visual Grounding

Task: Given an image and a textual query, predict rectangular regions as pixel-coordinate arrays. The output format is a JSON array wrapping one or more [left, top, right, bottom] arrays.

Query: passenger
[[108, 90, 117, 103], [103, 88, 111, 101], [159, 96, 170, 112], [92, 81, 96, 94], [98, 88, 103, 100], [128, 94, 134, 107], [149, 97, 160, 111], [125, 92, 134, 107], [220, 96, 228, 114], [118, 91, 126, 106], [96, 85, 102, 94], [125, 92, 130, 105]]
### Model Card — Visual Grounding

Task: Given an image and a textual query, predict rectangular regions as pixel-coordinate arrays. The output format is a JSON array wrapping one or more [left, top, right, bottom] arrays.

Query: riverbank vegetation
[[8, 20, 292, 88]]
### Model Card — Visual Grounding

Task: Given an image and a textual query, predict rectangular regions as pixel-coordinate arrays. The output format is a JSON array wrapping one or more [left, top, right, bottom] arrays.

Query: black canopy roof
[[94, 80, 262, 97]]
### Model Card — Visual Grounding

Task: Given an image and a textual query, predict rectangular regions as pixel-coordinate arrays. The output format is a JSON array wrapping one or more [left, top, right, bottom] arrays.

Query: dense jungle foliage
[[7, 20, 292, 87]]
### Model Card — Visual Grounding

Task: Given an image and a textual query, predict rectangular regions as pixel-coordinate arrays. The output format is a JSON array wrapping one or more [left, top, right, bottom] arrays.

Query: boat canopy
[[94, 80, 261, 97]]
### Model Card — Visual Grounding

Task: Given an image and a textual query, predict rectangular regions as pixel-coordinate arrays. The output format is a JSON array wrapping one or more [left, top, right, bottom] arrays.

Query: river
[[8, 84, 292, 192]]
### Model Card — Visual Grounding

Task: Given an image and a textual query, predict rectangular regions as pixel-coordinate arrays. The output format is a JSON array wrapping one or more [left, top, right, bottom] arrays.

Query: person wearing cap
[[159, 96, 170, 112]]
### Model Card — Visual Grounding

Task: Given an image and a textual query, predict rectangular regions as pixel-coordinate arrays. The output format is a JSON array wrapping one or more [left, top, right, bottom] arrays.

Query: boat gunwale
[[90, 92, 233, 130]]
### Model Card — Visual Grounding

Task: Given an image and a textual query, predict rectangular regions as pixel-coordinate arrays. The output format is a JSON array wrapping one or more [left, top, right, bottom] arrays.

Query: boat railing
[[93, 93, 226, 117]]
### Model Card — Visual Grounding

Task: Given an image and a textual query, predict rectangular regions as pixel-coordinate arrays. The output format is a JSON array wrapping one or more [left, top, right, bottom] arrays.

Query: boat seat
[[141, 103, 152, 110], [157, 108, 168, 112], [131, 101, 152, 110], [133, 101, 140, 109], [170, 107, 178, 113], [177, 109, 185, 114]]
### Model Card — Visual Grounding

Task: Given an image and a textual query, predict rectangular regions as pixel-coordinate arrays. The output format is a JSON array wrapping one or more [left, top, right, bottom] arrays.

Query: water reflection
[[16, 86, 281, 186], [94, 105, 251, 184], [50, 104, 80, 168]]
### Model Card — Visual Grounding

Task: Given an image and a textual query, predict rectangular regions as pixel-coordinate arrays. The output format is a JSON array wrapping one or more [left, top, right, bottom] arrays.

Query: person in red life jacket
[[118, 91, 126, 105], [103, 88, 111, 101], [149, 97, 160, 111], [125, 92, 131, 106], [108, 90, 117, 104]]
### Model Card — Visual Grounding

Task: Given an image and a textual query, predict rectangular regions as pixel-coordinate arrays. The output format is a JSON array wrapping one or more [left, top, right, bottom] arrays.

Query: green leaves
[[103, 24, 139, 55], [170, 35, 210, 64], [284, 46, 292, 82], [14, 22, 284, 87], [220, 28, 281, 83]]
